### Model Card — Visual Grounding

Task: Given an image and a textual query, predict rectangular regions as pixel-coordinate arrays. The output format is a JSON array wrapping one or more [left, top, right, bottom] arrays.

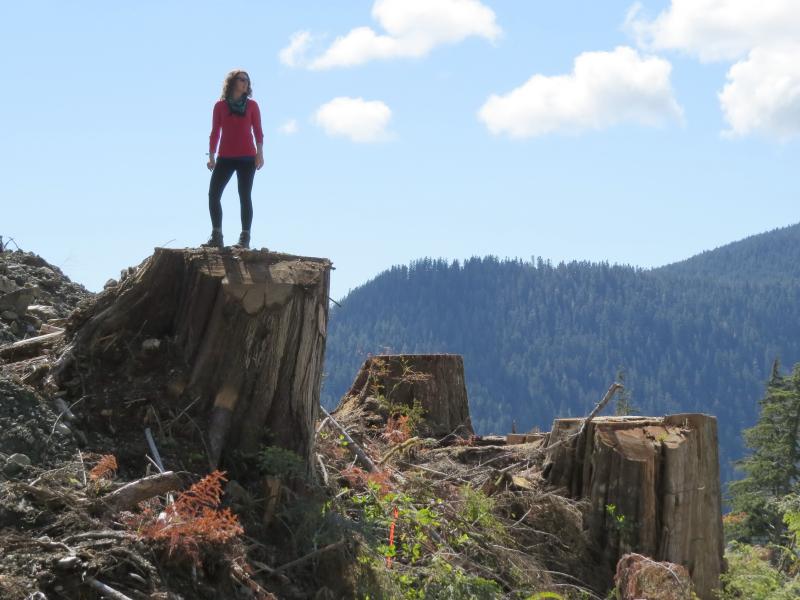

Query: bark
[[334, 354, 474, 438], [64, 248, 331, 471], [99, 471, 184, 513], [543, 414, 723, 600]]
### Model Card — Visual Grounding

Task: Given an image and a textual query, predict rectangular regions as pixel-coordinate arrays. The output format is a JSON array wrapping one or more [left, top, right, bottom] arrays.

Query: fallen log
[[0, 329, 63, 361]]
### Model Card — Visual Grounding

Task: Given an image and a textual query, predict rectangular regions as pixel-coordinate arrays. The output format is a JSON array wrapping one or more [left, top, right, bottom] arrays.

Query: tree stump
[[543, 414, 723, 600], [61, 247, 331, 471], [334, 354, 474, 438]]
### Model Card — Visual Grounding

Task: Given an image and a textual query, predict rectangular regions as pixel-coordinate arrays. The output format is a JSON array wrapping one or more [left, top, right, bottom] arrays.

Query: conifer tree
[[614, 369, 639, 416], [729, 360, 800, 544]]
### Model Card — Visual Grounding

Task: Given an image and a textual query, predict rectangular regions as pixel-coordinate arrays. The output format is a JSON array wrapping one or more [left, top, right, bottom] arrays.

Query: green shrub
[[718, 542, 800, 600]]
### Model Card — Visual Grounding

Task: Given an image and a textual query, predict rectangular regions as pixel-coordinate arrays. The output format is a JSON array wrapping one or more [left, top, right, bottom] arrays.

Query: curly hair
[[220, 69, 253, 100]]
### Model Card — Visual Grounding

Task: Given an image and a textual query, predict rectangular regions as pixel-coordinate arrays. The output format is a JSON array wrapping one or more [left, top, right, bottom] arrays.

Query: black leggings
[[208, 157, 256, 231]]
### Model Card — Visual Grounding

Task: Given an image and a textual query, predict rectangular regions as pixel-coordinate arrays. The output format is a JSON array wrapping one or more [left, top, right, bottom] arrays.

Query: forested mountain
[[322, 225, 800, 482], [657, 222, 800, 284]]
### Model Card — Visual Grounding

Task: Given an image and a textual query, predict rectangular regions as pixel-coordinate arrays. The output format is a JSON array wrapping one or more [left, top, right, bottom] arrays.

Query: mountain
[[656, 222, 800, 284], [321, 226, 800, 483]]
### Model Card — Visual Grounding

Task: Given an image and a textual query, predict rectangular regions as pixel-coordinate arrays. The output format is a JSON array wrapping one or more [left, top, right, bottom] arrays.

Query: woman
[[205, 69, 264, 249]]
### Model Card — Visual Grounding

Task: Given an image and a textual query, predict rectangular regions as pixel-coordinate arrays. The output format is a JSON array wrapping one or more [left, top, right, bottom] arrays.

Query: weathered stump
[[334, 354, 474, 438], [615, 553, 694, 600], [63, 247, 331, 470], [543, 414, 723, 600]]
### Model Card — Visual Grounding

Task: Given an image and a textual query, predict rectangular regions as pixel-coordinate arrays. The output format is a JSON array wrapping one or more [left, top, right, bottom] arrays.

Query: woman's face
[[234, 73, 250, 96]]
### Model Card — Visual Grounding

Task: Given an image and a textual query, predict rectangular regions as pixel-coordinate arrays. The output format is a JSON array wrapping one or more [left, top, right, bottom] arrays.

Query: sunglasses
[[236, 76, 250, 83]]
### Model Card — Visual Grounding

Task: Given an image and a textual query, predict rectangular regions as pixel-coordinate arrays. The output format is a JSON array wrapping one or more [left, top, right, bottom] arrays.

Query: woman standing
[[205, 69, 264, 249]]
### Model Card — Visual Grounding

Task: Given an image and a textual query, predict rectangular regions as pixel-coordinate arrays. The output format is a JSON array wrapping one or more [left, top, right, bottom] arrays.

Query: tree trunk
[[62, 247, 331, 471], [334, 354, 474, 438], [543, 414, 723, 600]]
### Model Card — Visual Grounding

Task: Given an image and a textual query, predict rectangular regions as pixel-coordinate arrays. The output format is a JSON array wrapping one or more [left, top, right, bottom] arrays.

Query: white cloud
[[626, 0, 800, 62], [627, 1, 800, 140], [719, 44, 800, 140], [278, 119, 298, 135], [478, 46, 682, 138], [313, 97, 392, 142], [279, 31, 312, 67], [283, 0, 500, 70]]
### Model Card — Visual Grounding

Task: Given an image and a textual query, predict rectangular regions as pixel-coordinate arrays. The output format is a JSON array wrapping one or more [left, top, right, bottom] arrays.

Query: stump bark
[[334, 354, 474, 438], [63, 247, 331, 470], [543, 414, 723, 600]]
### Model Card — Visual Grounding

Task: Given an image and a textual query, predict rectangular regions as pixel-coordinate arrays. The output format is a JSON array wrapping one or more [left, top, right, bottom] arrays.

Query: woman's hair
[[220, 69, 253, 100]]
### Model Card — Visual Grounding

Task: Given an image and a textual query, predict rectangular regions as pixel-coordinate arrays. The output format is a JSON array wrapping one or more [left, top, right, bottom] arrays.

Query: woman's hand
[[207, 157, 216, 171], [255, 152, 264, 170]]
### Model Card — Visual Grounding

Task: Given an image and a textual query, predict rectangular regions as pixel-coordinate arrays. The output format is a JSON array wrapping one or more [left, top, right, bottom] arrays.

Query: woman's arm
[[208, 103, 222, 169], [252, 101, 264, 170]]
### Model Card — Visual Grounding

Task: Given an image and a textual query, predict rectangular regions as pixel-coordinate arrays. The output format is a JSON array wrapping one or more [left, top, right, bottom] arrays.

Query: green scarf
[[226, 95, 248, 116]]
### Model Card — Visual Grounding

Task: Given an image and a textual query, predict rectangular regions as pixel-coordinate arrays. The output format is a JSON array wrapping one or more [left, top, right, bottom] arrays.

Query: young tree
[[729, 360, 800, 544], [614, 369, 640, 416]]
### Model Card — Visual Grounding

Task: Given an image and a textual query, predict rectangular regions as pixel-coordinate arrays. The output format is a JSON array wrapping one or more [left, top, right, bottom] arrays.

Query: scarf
[[226, 95, 248, 116]]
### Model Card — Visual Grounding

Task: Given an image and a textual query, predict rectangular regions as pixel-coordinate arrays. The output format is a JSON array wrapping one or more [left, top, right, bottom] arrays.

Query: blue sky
[[2, 1, 799, 300]]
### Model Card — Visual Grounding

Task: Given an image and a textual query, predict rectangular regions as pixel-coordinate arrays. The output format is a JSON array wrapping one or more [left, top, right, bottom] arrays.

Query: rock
[[1, 310, 18, 321], [3, 453, 32, 476], [19, 254, 48, 268], [103, 278, 118, 289], [21, 314, 42, 331], [615, 553, 694, 600], [0, 287, 36, 313], [26, 304, 59, 320], [0, 377, 76, 464], [141, 338, 161, 352], [0, 274, 17, 293], [0, 251, 92, 345]]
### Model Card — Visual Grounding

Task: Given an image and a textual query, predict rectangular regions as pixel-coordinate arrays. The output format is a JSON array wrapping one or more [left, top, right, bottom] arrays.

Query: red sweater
[[209, 99, 264, 157]]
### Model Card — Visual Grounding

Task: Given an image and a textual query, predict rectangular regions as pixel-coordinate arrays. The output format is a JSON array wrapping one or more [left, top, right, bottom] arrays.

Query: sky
[[2, 1, 799, 301]]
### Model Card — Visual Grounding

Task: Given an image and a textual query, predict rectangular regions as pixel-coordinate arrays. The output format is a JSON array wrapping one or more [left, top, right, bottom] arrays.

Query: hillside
[[322, 227, 800, 483], [656, 222, 800, 284]]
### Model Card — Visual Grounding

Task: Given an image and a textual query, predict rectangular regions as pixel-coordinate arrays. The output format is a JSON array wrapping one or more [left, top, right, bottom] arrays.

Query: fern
[[88, 454, 117, 481], [134, 470, 243, 562]]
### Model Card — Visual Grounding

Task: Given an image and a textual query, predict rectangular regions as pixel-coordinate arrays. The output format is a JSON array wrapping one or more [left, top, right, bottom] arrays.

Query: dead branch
[[84, 577, 134, 600], [316, 453, 330, 487], [98, 471, 184, 512], [320, 406, 378, 473], [63, 531, 137, 544], [575, 382, 624, 440], [540, 382, 624, 454]]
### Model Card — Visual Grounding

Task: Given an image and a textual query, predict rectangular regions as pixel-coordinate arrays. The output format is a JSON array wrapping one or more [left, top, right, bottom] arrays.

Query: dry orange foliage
[[381, 414, 411, 444], [131, 470, 243, 561], [340, 466, 392, 495], [88, 454, 118, 481]]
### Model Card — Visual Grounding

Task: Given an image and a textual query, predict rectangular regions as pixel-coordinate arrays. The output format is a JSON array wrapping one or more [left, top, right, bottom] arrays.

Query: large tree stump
[[62, 247, 331, 471], [334, 354, 474, 438], [543, 414, 723, 600]]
